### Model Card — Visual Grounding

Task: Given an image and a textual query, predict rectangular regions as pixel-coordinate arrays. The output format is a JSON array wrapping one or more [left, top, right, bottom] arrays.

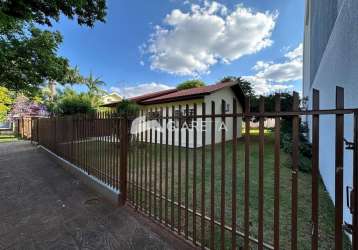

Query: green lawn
[[56, 133, 351, 249], [0, 134, 18, 143], [127, 132, 351, 250]]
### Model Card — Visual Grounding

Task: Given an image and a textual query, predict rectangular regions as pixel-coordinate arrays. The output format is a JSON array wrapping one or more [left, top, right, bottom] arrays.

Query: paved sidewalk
[[0, 141, 187, 250]]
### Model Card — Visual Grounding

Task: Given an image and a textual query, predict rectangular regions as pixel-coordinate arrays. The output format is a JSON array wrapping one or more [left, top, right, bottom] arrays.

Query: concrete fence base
[[37, 145, 121, 206]]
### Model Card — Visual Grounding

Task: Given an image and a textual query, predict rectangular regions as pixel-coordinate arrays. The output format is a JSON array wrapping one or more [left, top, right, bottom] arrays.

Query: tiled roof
[[129, 89, 177, 102], [140, 81, 237, 104]]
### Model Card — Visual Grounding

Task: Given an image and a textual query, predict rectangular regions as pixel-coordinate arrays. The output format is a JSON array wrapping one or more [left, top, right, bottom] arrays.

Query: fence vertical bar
[[291, 92, 299, 250], [165, 106, 169, 223], [149, 108, 153, 216], [274, 94, 281, 250], [119, 115, 128, 205], [258, 96, 265, 250], [185, 104, 189, 239], [171, 105, 175, 231], [244, 97, 251, 250], [335, 86, 344, 250], [144, 109, 148, 213], [352, 111, 358, 250], [232, 98, 237, 250], [312, 89, 320, 250], [154, 108, 158, 218], [178, 105, 182, 233], [193, 103, 197, 244], [220, 100, 226, 250], [201, 102, 206, 249], [159, 107, 163, 222], [210, 101, 216, 250], [140, 110, 144, 210]]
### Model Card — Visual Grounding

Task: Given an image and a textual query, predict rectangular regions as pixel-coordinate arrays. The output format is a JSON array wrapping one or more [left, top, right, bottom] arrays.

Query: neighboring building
[[102, 92, 123, 106], [106, 81, 246, 147], [303, 0, 358, 225], [0, 120, 13, 135]]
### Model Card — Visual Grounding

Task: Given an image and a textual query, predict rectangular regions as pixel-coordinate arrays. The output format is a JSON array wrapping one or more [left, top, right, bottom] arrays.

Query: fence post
[[119, 115, 129, 205]]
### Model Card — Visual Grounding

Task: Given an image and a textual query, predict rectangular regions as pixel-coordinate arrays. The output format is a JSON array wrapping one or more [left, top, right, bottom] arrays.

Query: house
[[303, 0, 357, 226], [102, 92, 123, 106], [107, 81, 245, 147]]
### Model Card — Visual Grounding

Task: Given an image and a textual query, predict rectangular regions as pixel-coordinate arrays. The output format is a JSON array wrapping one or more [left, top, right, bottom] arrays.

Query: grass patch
[[56, 133, 351, 249], [0, 134, 18, 143]]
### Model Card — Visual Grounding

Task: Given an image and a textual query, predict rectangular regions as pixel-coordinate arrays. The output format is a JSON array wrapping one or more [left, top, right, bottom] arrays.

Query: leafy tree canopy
[[0, 0, 106, 96], [0, 0, 107, 27], [177, 80, 205, 90], [0, 86, 14, 122], [51, 87, 96, 115], [0, 17, 80, 96], [116, 99, 139, 116], [85, 72, 106, 95], [220, 76, 255, 97]]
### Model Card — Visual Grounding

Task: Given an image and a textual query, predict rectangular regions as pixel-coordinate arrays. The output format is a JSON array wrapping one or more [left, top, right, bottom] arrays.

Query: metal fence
[[33, 113, 128, 194], [31, 87, 357, 250]]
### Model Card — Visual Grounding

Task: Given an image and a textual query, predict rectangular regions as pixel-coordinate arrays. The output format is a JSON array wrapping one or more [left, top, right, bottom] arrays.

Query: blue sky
[[51, 0, 305, 97]]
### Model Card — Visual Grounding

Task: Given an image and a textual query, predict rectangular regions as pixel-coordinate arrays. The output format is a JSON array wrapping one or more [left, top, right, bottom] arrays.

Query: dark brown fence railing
[[30, 86, 357, 250], [33, 113, 128, 193]]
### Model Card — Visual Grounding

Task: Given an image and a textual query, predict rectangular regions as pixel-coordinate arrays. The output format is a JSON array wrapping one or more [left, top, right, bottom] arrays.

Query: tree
[[177, 80, 206, 90], [0, 86, 14, 122], [0, 0, 106, 95], [220, 76, 255, 97], [0, 19, 73, 95], [116, 99, 139, 116], [0, 0, 107, 27], [51, 88, 96, 115], [85, 72, 106, 95], [8, 95, 48, 120]]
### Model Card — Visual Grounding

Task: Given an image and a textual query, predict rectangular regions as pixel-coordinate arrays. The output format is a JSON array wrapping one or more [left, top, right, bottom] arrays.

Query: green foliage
[[280, 119, 312, 172], [0, 0, 106, 95], [0, 86, 13, 121], [85, 72, 106, 95], [176, 80, 205, 90], [116, 99, 139, 116], [0, 0, 107, 27], [53, 88, 96, 115], [0, 17, 71, 95], [224, 77, 312, 172], [220, 76, 255, 97]]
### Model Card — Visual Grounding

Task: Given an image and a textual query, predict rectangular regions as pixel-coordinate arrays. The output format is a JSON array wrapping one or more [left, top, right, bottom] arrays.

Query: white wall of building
[[303, 0, 358, 224], [135, 87, 243, 148]]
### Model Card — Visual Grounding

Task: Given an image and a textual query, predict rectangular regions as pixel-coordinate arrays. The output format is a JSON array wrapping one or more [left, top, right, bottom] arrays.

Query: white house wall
[[135, 88, 243, 148], [303, 0, 358, 225]]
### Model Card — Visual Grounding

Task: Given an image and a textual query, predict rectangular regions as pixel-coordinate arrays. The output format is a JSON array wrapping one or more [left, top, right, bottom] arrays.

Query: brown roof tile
[[140, 81, 237, 104]]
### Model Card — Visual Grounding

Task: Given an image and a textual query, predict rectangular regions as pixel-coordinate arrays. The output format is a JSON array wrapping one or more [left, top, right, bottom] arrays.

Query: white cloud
[[144, 1, 278, 76], [110, 83, 173, 98], [243, 43, 302, 95]]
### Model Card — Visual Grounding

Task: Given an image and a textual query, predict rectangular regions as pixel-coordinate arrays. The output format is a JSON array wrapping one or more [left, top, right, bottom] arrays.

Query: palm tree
[[85, 72, 106, 95]]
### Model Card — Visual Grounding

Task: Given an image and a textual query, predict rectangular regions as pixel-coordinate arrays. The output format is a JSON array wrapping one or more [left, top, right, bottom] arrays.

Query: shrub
[[176, 80, 205, 90], [56, 94, 95, 115], [116, 99, 139, 116], [280, 118, 312, 172]]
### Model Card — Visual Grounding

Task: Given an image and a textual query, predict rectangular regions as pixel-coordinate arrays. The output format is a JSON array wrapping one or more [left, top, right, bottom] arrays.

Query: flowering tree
[[8, 95, 48, 120]]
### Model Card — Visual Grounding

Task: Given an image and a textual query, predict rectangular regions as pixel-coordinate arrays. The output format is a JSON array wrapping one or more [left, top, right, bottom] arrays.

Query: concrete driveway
[[0, 141, 191, 250]]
